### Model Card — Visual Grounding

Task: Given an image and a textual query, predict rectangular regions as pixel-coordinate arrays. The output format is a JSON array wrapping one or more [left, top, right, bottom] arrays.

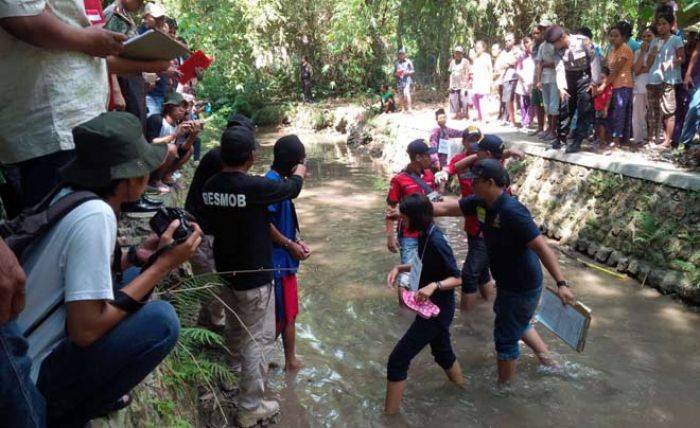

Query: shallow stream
[[252, 130, 699, 428]]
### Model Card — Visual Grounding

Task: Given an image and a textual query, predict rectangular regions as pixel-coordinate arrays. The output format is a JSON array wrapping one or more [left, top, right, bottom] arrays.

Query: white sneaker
[[235, 400, 280, 428]]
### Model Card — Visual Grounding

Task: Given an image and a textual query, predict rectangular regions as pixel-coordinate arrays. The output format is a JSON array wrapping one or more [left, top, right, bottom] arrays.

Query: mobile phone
[[104, 12, 131, 35]]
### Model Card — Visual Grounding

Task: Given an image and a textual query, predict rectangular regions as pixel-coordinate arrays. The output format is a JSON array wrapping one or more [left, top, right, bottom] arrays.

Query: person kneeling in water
[[384, 194, 464, 414], [433, 159, 575, 384]]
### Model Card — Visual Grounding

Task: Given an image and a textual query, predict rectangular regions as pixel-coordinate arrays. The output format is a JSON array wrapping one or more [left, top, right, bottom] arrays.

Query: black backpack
[[0, 188, 99, 260]]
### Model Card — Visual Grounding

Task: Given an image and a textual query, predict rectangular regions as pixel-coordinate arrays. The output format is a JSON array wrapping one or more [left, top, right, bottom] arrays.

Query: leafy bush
[[253, 104, 291, 127]]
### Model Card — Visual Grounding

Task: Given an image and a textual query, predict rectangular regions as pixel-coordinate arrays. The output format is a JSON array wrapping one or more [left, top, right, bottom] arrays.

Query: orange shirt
[[607, 44, 634, 88]]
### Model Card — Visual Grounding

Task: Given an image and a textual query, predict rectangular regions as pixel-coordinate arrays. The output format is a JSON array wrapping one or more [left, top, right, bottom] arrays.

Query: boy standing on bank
[[433, 159, 575, 384]]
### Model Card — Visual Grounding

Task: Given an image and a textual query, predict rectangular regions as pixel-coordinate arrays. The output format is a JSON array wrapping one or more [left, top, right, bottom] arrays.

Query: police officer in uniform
[[545, 25, 600, 153]]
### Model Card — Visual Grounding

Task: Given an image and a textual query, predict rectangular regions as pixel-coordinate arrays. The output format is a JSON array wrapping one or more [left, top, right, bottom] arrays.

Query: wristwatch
[[556, 280, 568, 288]]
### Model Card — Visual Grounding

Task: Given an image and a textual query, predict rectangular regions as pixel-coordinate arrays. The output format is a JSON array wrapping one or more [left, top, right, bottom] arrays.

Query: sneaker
[[142, 195, 164, 206], [565, 143, 581, 154], [550, 141, 562, 150], [235, 400, 280, 428], [121, 196, 161, 214], [146, 182, 171, 194]]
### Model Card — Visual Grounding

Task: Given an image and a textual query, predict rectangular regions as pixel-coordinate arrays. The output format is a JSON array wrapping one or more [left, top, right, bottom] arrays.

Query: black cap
[[478, 134, 506, 158], [220, 126, 260, 165], [544, 25, 565, 43], [226, 113, 255, 131], [406, 139, 437, 156], [472, 159, 509, 187]]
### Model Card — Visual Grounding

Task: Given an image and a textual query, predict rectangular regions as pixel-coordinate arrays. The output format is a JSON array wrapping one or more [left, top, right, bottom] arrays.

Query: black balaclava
[[272, 135, 306, 177]]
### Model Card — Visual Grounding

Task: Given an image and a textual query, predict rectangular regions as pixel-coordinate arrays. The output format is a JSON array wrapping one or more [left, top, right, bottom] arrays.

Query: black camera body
[[149, 207, 195, 242]]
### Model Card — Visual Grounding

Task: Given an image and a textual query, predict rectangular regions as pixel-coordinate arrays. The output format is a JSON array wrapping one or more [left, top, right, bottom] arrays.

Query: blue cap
[[478, 134, 505, 158]]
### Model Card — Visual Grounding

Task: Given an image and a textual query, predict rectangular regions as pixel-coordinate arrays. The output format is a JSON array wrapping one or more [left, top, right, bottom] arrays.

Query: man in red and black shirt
[[441, 128, 524, 311], [386, 139, 438, 265]]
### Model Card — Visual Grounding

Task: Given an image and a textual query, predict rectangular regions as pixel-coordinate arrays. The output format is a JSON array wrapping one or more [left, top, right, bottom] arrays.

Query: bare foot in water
[[284, 357, 303, 371]]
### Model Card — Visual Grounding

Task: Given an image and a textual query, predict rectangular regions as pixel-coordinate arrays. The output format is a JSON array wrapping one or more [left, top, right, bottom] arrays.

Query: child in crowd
[[594, 67, 613, 148], [379, 84, 396, 113], [646, 12, 685, 148], [429, 108, 463, 168], [266, 135, 312, 371], [385, 194, 464, 414]]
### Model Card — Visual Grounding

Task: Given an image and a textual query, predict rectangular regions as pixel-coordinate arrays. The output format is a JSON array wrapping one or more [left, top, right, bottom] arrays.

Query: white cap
[[181, 93, 195, 103], [144, 2, 166, 18], [454, 45, 464, 53]]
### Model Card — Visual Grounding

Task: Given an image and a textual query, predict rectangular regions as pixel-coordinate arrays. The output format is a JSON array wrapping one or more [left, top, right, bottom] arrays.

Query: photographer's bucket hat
[[60, 112, 167, 187]]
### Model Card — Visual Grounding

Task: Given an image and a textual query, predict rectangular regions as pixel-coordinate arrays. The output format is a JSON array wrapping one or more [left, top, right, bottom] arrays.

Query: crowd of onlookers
[[0, 1, 218, 427], [390, 2, 700, 157]]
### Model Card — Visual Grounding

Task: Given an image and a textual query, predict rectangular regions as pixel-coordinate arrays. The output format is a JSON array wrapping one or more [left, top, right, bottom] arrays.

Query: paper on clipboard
[[121, 29, 190, 61], [438, 139, 451, 155], [535, 288, 591, 352]]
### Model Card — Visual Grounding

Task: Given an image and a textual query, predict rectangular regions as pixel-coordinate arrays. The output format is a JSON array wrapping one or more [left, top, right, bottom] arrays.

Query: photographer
[[14, 112, 201, 426], [202, 126, 306, 428], [145, 92, 201, 194]]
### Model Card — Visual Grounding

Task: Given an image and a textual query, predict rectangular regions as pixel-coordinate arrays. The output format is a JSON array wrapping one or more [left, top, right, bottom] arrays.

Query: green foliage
[[253, 104, 292, 127], [163, 0, 659, 113]]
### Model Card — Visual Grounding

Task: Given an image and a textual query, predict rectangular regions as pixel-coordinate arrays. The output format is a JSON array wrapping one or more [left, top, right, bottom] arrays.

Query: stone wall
[[508, 157, 700, 303]]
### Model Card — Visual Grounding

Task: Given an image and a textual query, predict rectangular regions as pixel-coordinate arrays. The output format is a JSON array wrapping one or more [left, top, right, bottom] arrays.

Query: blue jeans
[[493, 287, 542, 361], [146, 95, 164, 117], [0, 321, 45, 428], [399, 237, 419, 264], [680, 87, 700, 147], [461, 235, 491, 294], [36, 301, 180, 426]]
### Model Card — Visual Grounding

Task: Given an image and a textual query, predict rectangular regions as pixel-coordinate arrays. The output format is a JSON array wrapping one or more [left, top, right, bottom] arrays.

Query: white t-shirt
[[633, 49, 653, 95], [16, 188, 116, 380], [648, 35, 684, 85]]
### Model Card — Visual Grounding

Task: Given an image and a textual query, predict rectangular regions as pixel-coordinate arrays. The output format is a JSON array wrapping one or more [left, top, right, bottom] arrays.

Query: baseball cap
[[544, 25, 565, 43], [463, 124, 483, 142], [220, 126, 260, 165], [406, 139, 437, 156], [144, 2, 166, 18], [454, 45, 464, 53], [478, 134, 506, 158], [472, 159, 510, 187]]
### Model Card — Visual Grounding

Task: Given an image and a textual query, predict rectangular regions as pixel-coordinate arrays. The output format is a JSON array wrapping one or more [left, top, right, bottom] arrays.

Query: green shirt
[[380, 91, 394, 102]]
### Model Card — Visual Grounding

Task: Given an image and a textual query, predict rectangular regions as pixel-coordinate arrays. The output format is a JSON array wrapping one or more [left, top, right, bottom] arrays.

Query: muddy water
[[253, 131, 700, 428]]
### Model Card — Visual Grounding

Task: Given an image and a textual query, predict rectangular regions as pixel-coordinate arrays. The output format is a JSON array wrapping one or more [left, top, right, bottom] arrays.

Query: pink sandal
[[400, 288, 440, 319]]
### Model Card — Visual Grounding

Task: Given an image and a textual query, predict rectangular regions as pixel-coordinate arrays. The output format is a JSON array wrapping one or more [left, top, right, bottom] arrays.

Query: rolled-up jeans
[[220, 283, 275, 412], [399, 237, 419, 265], [0, 321, 45, 428]]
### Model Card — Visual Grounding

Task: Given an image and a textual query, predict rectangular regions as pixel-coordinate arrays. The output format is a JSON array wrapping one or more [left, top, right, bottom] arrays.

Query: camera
[[149, 207, 195, 242]]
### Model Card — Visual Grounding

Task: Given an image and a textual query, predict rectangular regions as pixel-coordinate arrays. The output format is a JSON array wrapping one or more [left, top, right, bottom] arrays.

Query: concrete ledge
[[500, 133, 700, 192]]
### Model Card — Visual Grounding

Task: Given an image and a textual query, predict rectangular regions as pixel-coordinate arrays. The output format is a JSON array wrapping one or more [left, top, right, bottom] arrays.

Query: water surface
[[255, 130, 700, 428]]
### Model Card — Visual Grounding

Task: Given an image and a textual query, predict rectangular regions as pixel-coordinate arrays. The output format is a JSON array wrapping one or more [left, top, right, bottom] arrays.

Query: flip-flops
[[400, 288, 440, 319]]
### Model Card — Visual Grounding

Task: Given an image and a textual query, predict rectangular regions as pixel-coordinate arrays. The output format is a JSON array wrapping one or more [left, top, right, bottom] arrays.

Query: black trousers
[[302, 79, 313, 102], [557, 70, 594, 146]]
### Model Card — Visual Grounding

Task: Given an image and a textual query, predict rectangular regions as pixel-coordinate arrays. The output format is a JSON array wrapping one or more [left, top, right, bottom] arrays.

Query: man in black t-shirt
[[186, 114, 255, 328], [201, 126, 305, 427]]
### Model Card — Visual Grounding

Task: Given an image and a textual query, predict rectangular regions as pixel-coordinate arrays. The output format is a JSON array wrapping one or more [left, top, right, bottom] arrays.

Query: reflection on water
[[256, 130, 700, 428]]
